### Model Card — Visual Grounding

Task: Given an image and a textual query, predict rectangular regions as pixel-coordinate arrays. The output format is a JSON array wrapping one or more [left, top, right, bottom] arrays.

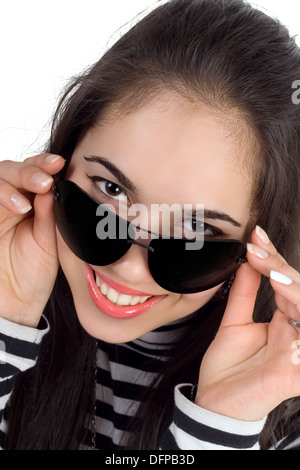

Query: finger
[[247, 226, 300, 320], [0, 154, 65, 214], [32, 191, 58, 258], [247, 243, 300, 297], [1, 153, 65, 186], [220, 261, 261, 328], [252, 225, 286, 263], [246, 234, 300, 285], [269, 274, 300, 312], [275, 293, 300, 322], [0, 179, 33, 214]]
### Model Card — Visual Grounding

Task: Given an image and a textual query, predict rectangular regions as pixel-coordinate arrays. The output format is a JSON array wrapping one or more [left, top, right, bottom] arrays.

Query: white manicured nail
[[247, 243, 268, 259], [10, 193, 32, 213], [270, 270, 293, 285], [45, 154, 61, 163], [255, 225, 270, 244], [31, 172, 53, 187]]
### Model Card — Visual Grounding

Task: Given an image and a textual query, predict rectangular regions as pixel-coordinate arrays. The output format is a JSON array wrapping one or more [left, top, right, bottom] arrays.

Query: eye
[[182, 219, 222, 238], [98, 180, 124, 198], [86, 174, 128, 204]]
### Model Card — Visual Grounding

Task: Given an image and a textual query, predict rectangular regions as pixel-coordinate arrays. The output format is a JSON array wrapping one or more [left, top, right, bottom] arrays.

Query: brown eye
[[182, 219, 222, 238], [86, 173, 128, 204], [105, 181, 123, 196], [96, 179, 127, 203]]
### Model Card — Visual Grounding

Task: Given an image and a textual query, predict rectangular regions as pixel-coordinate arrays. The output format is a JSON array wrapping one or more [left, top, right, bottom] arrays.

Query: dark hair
[[5, 0, 300, 449]]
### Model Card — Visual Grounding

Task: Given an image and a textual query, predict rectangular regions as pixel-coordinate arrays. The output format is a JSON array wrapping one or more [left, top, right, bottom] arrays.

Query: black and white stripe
[[88, 318, 192, 449], [0, 314, 272, 450], [0, 315, 49, 447], [161, 384, 264, 450]]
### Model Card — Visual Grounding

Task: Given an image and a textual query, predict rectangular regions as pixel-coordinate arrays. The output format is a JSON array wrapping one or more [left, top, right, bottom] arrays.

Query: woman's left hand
[[196, 226, 300, 421]]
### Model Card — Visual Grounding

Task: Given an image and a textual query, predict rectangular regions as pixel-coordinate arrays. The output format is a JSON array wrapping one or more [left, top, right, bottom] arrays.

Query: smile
[[85, 264, 166, 319], [95, 275, 153, 306]]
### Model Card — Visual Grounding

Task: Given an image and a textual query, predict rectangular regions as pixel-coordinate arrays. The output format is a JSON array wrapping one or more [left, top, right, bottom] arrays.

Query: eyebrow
[[84, 155, 138, 193], [203, 210, 241, 228], [84, 154, 242, 228], [183, 207, 241, 227]]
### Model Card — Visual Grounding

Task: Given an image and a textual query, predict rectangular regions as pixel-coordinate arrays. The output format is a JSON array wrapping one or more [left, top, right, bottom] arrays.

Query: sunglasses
[[52, 180, 247, 294]]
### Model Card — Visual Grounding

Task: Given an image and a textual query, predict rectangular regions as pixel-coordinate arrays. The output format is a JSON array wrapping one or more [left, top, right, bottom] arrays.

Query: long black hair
[[5, 0, 300, 449]]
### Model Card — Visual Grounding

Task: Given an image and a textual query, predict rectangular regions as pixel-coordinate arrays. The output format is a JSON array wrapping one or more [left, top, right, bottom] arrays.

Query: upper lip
[[92, 269, 156, 297]]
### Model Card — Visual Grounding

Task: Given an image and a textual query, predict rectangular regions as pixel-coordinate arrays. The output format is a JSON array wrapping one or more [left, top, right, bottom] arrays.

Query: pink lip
[[93, 270, 154, 296], [85, 264, 166, 319]]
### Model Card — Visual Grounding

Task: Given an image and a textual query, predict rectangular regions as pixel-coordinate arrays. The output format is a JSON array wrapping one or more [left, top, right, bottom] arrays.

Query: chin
[[73, 301, 162, 344]]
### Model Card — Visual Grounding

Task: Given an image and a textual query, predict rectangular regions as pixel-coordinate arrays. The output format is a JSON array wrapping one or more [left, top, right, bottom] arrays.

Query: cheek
[[180, 284, 222, 309], [55, 228, 81, 276]]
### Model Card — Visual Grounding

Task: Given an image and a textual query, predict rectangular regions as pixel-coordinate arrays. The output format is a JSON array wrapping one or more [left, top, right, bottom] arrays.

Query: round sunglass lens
[[148, 239, 246, 293]]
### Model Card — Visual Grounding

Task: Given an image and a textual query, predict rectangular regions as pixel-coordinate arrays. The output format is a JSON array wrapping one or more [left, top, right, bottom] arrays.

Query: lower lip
[[85, 264, 166, 319]]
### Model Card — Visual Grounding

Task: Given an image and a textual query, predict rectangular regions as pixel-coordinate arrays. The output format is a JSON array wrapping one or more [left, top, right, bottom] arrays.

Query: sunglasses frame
[[52, 179, 248, 294]]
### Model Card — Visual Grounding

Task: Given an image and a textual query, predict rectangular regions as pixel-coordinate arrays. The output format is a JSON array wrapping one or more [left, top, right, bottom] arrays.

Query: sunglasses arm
[[126, 239, 155, 253], [52, 184, 60, 200]]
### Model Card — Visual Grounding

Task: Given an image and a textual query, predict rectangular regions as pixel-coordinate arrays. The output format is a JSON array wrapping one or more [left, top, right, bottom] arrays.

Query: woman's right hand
[[0, 153, 65, 327]]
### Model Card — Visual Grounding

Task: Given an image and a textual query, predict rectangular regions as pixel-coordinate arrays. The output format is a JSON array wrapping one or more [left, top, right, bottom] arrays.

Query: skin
[[57, 94, 253, 343], [196, 238, 300, 421], [0, 93, 300, 423]]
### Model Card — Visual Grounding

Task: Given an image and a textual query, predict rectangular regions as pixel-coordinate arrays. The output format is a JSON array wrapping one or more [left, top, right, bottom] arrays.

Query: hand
[[196, 226, 300, 421], [0, 153, 65, 327]]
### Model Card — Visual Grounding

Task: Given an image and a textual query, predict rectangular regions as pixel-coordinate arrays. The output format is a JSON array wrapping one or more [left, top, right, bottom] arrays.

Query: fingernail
[[247, 243, 269, 259], [10, 193, 32, 213], [45, 154, 61, 163], [255, 225, 270, 245], [270, 270, 293, 285], [31, 172, 53, 187]]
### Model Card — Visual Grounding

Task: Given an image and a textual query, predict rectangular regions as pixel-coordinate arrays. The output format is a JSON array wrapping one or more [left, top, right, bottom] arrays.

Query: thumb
[[219, 262, 261, 329], [32, 191, 58, 257]]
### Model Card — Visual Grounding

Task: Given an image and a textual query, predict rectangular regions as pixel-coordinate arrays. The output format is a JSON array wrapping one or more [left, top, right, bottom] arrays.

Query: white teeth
[[95, 274, 152, 306], [129, 296, 141, 306], [100, 283, 108, 296], [106, 287, 119, 304], [116, 294, 132, 306]]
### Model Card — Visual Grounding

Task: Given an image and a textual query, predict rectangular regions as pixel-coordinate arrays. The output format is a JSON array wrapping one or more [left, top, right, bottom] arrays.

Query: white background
[[0, 0, 299, 162]]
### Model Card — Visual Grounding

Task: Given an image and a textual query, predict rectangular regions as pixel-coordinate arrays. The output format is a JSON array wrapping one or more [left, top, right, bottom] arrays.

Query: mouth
[[85, 264, 166, 319]]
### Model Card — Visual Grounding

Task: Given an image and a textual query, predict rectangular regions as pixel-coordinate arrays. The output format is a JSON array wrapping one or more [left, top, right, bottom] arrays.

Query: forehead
[[71, 95, 256, 230]]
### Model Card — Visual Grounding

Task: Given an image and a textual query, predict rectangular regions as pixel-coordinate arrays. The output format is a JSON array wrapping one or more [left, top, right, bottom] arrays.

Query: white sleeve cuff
[[0, 315, 49, 345], [169, 384, 267, 450]]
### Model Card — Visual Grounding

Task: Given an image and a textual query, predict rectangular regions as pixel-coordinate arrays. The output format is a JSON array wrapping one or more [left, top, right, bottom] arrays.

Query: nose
[[108, 240, 156, 290]]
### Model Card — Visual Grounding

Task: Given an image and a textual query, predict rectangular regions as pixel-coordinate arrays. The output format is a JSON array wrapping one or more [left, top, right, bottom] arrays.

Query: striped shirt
[[0, 314, 273, 450]]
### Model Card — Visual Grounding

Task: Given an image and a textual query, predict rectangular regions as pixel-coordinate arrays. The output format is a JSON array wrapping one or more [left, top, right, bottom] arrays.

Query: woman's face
[[56, 94, 255, 343]]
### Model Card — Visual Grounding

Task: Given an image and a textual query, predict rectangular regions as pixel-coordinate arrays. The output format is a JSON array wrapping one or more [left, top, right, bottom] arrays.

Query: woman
[[0, 0, 300, 450]]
